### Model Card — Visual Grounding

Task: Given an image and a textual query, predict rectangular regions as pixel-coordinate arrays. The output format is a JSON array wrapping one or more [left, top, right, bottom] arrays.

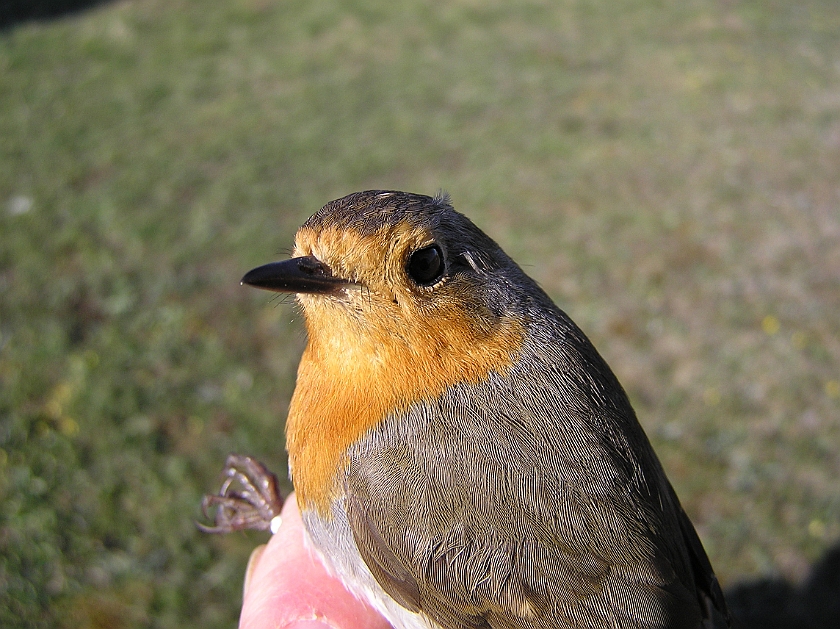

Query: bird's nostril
[[298, 257, 330, 277]]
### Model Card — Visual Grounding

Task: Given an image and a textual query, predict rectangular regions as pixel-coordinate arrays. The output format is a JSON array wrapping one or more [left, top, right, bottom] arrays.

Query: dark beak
[[241, 256, 350, 295]]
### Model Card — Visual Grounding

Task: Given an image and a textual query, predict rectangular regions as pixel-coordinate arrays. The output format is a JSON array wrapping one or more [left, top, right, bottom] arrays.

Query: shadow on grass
[[727, 543, 840, 629], [0, 0, 113, 30]]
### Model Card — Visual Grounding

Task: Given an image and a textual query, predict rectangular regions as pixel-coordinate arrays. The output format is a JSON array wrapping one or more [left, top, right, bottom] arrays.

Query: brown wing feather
[[346, 489, 423, 613]]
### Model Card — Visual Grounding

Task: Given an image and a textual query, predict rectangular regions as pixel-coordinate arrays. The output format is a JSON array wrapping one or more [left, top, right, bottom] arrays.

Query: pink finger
[[239, 494, 393, 629]]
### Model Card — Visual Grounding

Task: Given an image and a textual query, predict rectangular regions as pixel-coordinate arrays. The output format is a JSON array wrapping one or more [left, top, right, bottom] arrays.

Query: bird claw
[[198, 454, 285, 534]]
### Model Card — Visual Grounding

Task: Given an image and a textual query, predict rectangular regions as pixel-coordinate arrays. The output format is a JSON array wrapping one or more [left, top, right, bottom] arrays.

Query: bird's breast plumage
[[285, 288, 525, 513]]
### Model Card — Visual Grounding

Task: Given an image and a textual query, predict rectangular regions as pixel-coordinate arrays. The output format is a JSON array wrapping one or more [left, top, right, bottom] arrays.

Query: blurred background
[[1, 0, 839, 627]]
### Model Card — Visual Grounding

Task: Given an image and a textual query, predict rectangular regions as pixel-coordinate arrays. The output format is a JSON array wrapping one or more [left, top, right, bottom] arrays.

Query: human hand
[[239, 493, 393, 629]]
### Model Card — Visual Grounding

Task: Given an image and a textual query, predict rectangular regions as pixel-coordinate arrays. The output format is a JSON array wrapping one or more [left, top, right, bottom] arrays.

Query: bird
[[207, 190, 731, 629]]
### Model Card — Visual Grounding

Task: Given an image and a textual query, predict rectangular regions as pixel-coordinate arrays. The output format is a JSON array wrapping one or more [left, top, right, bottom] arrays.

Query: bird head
[[244, 191, 524, 341]]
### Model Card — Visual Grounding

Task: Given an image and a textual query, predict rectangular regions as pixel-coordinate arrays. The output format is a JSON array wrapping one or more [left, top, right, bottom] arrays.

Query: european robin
[[203, 190, 731, 629]]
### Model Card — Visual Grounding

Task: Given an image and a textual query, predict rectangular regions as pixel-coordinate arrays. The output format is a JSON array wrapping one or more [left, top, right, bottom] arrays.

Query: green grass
[[2, 0, 839, 626]]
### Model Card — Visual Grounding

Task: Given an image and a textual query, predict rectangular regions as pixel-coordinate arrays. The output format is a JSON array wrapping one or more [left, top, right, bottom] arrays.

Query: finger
[[239, 493, 393, 629]]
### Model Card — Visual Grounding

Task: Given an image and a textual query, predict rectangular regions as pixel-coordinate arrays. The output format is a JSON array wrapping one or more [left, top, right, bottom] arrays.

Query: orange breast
[[286, 298, 524, 515]]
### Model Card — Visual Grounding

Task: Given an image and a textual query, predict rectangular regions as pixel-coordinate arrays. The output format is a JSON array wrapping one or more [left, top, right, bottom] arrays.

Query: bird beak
[[241, 256, 351, 295]]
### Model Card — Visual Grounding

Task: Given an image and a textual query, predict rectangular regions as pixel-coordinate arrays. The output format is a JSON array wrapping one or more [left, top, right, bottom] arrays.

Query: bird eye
[[406, 244, 444, 286]]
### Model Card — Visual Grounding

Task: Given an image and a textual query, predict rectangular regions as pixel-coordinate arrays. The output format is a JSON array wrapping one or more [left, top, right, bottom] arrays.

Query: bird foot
[[198, 454, 285, 534]]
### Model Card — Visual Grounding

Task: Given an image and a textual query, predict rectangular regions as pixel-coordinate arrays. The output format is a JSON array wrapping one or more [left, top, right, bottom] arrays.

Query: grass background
[[1, 0, 839, 627]]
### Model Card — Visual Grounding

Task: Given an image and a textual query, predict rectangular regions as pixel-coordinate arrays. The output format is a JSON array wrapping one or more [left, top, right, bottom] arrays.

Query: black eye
[[406, 244, 444, 286]]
